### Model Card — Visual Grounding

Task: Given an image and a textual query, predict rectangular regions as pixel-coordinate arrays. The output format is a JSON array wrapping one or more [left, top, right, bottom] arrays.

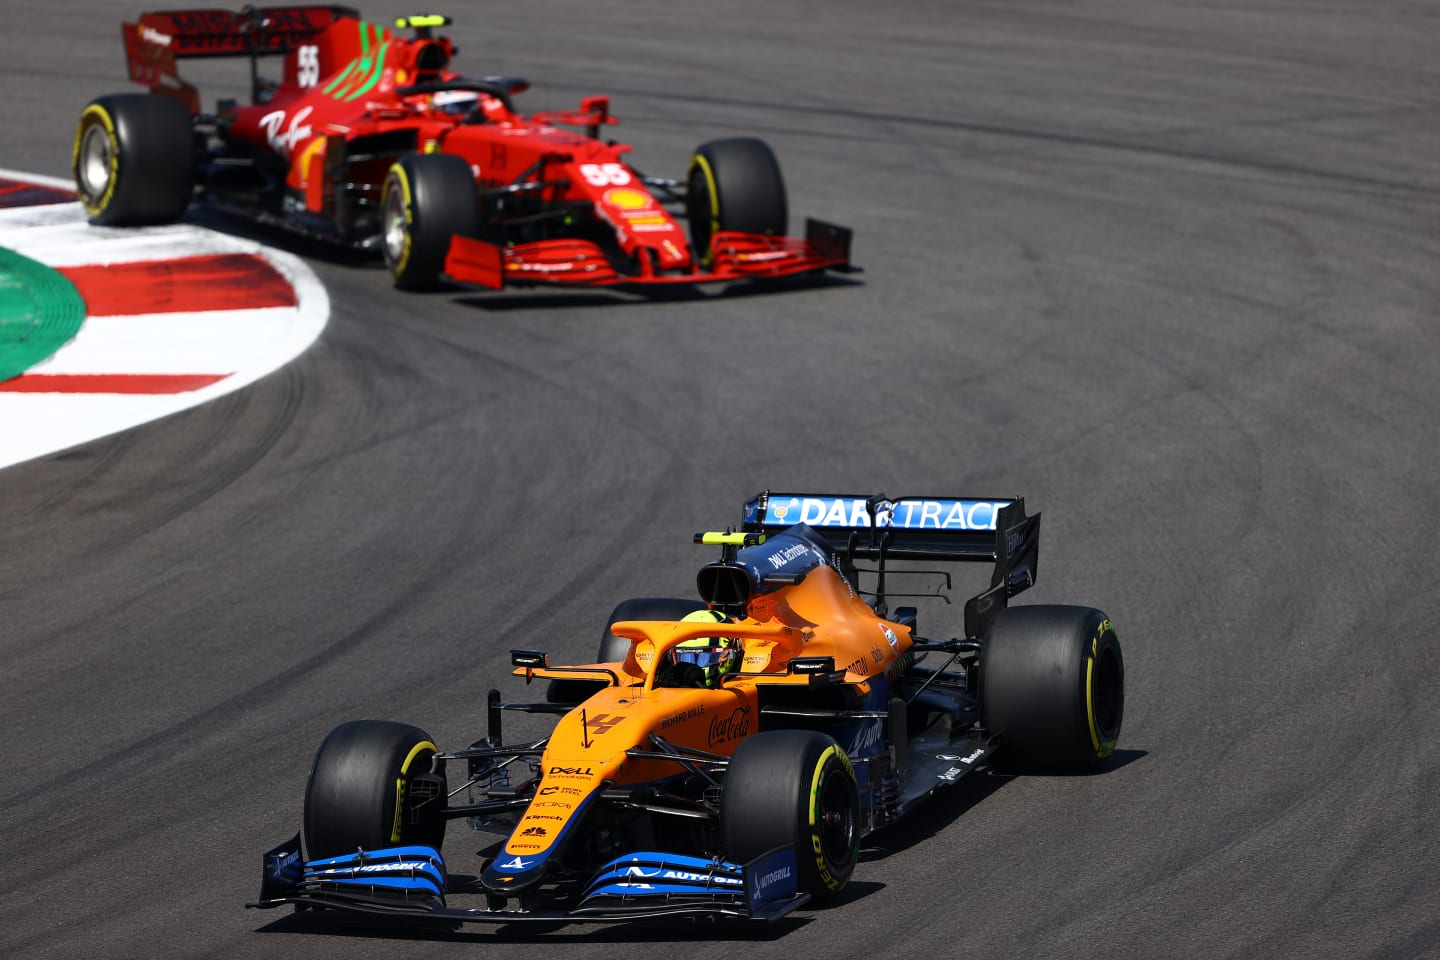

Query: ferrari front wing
[[444, 219, 853, 290]]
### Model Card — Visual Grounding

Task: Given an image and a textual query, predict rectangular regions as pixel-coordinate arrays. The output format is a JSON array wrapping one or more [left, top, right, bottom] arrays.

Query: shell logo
[[604, 188, 652, 210]]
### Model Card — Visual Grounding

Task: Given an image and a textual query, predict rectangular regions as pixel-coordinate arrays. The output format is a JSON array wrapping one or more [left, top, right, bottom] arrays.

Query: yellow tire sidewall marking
[[687, 153, 720, 266], [385, 163, 414, 276], [808, 743, 855, 891], [1085, 625, 1117, 758], [74, 104, 119, 216], [390, 738, 438, 843]]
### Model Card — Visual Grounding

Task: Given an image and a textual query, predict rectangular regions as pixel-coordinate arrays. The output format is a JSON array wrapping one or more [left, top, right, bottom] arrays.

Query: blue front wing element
[[251, 836, 806, 924], [255, 835, 447, 911], [582, 850, 747, 901], [303, 846, 447, 902], [578, 847, 800, 919]]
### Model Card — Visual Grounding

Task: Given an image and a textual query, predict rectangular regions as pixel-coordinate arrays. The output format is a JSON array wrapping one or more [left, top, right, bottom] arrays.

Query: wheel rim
[[686, 165, 716, 264], [1091, 643, 1124, 740], [816, 766, 857, 871], [77, 123, 114, 202], [382, 181, 409, 267]]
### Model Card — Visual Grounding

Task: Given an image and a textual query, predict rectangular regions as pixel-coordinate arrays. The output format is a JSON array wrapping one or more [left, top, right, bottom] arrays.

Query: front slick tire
[[73, 93, 193, 226], [722, 730, 859, 903], [301, 720, 446, 860], [381, 153, 479, 290], [981, 605, 1125, 772], [685, 137, 787, 266]]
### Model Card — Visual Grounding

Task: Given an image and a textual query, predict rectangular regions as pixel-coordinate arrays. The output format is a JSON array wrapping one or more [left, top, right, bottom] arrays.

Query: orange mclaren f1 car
[[250, 492, 1125, 925], [73, 6, 853, 291]]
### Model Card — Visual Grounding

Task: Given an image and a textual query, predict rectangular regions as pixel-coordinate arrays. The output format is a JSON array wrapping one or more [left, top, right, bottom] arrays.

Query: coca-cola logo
[[707, 705, 752, 747]]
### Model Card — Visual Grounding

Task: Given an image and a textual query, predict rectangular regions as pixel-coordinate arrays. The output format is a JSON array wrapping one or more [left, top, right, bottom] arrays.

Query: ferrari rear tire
[[73, 94, 194, 225], [546, 597, 706, 704], [301, 720, 446, 860], [686, 137, 788, 266], [980, 605, 1125, 772], [381, 153, 480, 289], [721, 730, 860, 903]]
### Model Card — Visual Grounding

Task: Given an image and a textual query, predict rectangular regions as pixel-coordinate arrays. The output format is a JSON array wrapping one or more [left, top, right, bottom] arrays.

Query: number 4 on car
[[248, 490, 1125, 929]]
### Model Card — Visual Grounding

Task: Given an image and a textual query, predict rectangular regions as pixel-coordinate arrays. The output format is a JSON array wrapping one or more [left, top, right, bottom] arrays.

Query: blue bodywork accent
[[577, 848, 800, 914], [255, 843, 453, 906], [304, 848, 446, 897], [751, 495, 1012, 532], [744, 847, 798, 912], [480, 788, 599, 894]]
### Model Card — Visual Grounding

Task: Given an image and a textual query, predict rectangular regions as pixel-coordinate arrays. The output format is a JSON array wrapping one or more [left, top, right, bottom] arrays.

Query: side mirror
[[789, 657, 844, 684]]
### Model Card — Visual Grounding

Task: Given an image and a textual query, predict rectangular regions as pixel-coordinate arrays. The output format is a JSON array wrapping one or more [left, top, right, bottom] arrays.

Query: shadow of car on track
[[252, 902, 812, 945], [449, 271, 865, 312], [250, 750, 1146, 944], [861, 748, 1148, 863], [182, 206, 865, 310]]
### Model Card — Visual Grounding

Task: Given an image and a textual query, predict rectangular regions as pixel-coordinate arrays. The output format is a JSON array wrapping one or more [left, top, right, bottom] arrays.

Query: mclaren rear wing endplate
[[740, 491, 1040, 638]]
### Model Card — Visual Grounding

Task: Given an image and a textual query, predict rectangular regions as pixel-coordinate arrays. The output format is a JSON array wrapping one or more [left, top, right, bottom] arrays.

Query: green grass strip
[[0, 247, 86, 384]]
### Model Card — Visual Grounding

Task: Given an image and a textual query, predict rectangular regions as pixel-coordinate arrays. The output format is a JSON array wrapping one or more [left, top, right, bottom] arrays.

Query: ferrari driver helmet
[[670, 608, 742, 688]]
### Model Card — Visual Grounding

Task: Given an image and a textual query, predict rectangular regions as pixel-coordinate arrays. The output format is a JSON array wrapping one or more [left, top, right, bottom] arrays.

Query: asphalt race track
[[2, 3, 1438, 957]]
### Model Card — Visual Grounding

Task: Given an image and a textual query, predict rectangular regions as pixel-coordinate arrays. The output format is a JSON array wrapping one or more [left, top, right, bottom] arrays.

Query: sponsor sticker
[[707, 705, 752, 747], [548, 765, 595, 777], [495, 856, 533, 871], [604, 187, 652, 209], [763, 497, 1010, 532], [538, 785, 582, 797]]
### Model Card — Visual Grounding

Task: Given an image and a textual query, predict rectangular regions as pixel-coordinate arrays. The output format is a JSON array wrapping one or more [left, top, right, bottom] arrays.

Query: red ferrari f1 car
[[249, 492, 1125, 926], [73, 6, 853, 291]]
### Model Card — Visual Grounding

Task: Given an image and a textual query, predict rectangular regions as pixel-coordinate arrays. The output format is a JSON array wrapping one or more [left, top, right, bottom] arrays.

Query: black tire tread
[[721, 729, 859, 902], [301, 719, 444, 860], [981, 604, 1125, 772], [75, 93, 193, 226], [686, 137, 787, 263], [383, 153, 480, 289]]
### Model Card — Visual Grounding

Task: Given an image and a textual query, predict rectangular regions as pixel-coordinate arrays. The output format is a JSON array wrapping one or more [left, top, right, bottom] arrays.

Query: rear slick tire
[[980, 605, 1125, 772], [73, 94, 193, 225]]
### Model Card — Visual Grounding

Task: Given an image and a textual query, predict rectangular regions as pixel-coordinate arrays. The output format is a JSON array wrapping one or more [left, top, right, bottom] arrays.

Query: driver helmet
[[432, 90, 479, 116], [671, 608, 742, 688]]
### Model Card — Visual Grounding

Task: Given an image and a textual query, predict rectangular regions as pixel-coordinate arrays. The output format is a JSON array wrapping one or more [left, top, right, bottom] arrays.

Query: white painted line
[[0, 167, 74, 191], [0, 189, 329, 470]]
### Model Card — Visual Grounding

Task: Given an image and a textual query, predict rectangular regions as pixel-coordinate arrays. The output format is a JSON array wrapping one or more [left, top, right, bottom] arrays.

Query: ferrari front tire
[[73, 94, 194, 226], [685, 137, 788, 266], [980, 605, 1125, 772], [381, 153, 480, 289], [301, 720, 447, 860], [721, 730, 860, 903]]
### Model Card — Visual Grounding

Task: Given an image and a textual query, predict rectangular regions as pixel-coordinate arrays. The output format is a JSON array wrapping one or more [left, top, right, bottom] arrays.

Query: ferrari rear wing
[[125, 6, 358, 58], [123, 5, 360, 108], [740, 491, 1040, 638]]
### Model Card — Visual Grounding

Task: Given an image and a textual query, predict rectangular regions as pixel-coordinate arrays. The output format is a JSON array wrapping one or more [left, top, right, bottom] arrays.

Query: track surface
[[2, 3, 1437, 957]]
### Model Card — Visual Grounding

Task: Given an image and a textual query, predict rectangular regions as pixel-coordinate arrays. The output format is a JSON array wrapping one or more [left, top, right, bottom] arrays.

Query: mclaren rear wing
[[740, 491, 1040, 639], [123, 5, 360, 109]]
